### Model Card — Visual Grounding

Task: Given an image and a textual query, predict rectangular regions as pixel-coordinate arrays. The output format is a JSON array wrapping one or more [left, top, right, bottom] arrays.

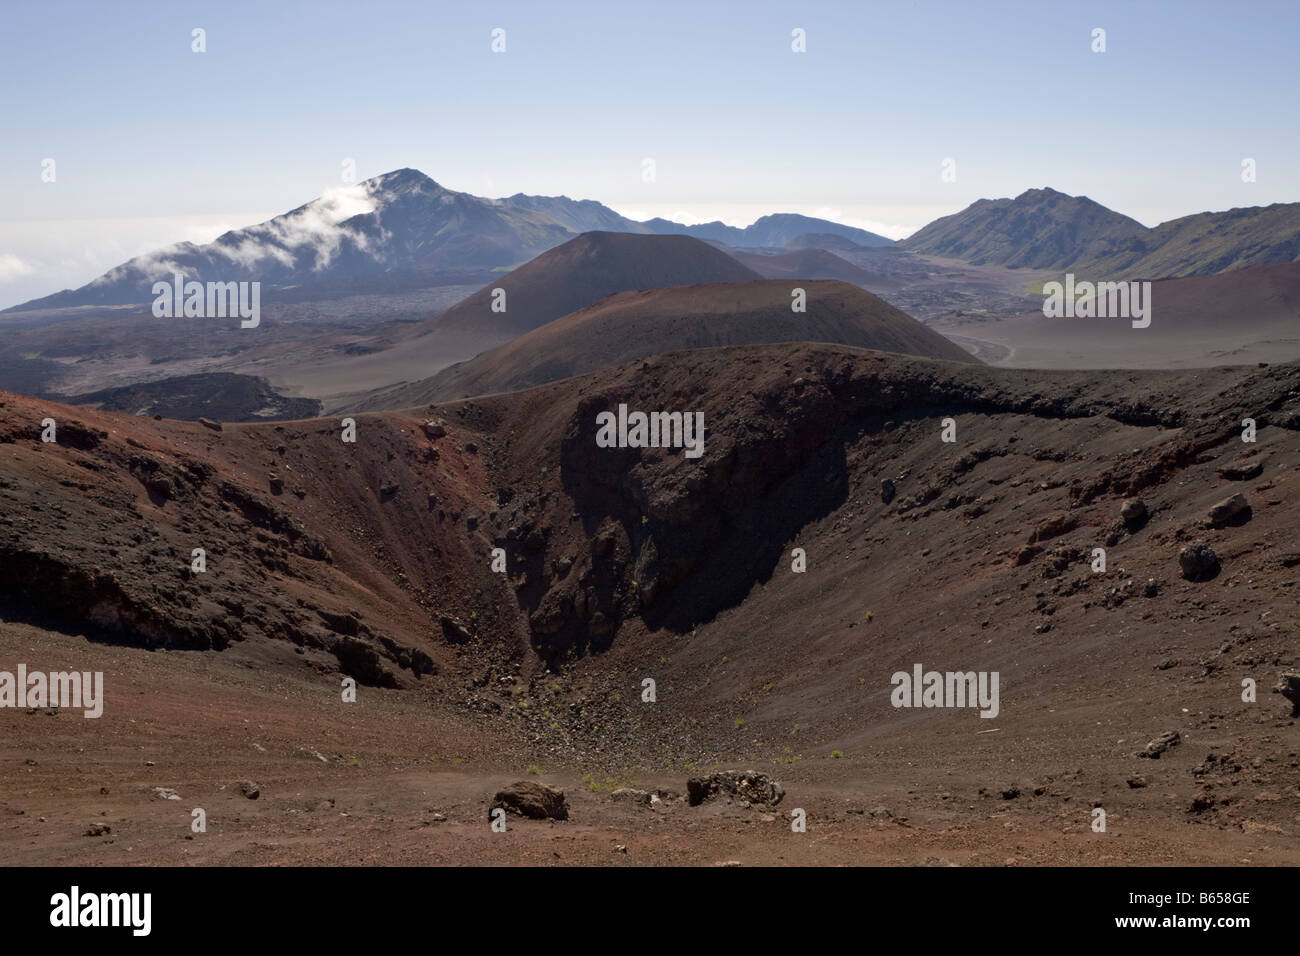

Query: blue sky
[[2, 0, 1298, 307]]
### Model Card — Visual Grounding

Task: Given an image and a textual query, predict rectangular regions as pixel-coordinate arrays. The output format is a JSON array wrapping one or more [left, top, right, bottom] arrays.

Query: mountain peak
[[367, 167, 443, 193], [899, 187, 1146, 269]]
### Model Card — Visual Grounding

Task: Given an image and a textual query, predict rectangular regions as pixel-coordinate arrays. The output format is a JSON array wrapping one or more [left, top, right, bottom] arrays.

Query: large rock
[[1274, 672, 1300, 716], [1178, 542, 1219, 581], [492, 781, 569, 820], [1120, 497, 1147, 527], [1217, 456, 1263, 481], [1207, 493, 1250, 525], [687, 770, 784, 807]]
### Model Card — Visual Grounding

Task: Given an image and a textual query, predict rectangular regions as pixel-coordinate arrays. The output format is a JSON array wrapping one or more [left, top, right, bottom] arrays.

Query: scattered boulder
[[1207, 493, 1250, 526], [1273, 672, 1300, 716], [1137, 730, 1180, 759], [235, 780, 261, 800], [1120, 497, 1147, 527], [268, 474, 284, 493], [198, 417, 223, 431], [492, 781, 569, 820], [85, 823, 111, 837], [1217, 456, 1263, 481], [1188, 791, 1216, 814], [687, 770, 784, 808], [1126, 775, 1147, 789], [880, 478, 896, 504], [1029, 513, 1077, 543], [421, 420, 447, 439], [333, 636, 401, 688], [151, 787, 181, 800], [610, 787, 652, 806], [1178, 542, 1219, 581], [143, 474, 173, 499]]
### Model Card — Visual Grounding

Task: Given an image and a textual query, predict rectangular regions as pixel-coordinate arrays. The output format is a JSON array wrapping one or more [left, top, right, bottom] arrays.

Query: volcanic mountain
[[287, 233, 765, 408], [416, 232, 763, 340], [370, 279, 979, 407], [899, 187, 1300, 278], [898, 187, 1147, 270], [1080, 202, 1300, 278], [6, 170, 889, 314]]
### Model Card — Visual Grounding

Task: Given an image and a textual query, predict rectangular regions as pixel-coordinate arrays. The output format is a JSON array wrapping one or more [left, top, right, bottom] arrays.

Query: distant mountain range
[[900, 186, 1300, 277], [11, 172, 1300, 317], [7, 169, 891, 312]]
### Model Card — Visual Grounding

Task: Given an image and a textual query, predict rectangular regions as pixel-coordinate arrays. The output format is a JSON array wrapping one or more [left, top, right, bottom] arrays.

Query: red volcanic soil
[[941, 261, 1300, 369], [2, 344, 1299, 865], [363, 279, 979, 408]]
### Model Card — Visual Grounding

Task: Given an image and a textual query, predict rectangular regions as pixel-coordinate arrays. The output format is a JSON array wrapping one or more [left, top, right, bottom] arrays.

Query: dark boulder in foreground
[[687, 770, 784, 807], [492, 781, 569, 820], [1178, 542, 1219, 581], [1207, 493, 1250, 526]]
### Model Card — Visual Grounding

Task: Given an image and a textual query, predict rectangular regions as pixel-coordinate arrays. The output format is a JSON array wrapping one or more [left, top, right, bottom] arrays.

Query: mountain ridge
[[6, 169, 892, 313], [900, 186, 1300, 277]]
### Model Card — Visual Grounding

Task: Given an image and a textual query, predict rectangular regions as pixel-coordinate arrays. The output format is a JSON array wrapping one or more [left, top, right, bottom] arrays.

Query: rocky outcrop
[[491, 781, 569, 820], [687, 770, 784, 808]]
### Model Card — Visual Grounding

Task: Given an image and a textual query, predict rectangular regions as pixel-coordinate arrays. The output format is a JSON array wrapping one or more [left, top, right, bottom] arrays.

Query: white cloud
[[0, 253, 35, 284], [210, 182, 384, 271]]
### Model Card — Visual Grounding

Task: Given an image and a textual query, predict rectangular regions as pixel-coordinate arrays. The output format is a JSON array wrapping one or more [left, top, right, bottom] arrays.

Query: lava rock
[[1217, 456, 1263, 481], [1207, 493, 1250, 526], [1137, 730, 1181, 759], [1273, 672, 1300, 716], [1178, 542, 1219, 581], [687, 770, 784, 808], [1120, 497, 1147, 527], [492, 781, 569, 820]]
